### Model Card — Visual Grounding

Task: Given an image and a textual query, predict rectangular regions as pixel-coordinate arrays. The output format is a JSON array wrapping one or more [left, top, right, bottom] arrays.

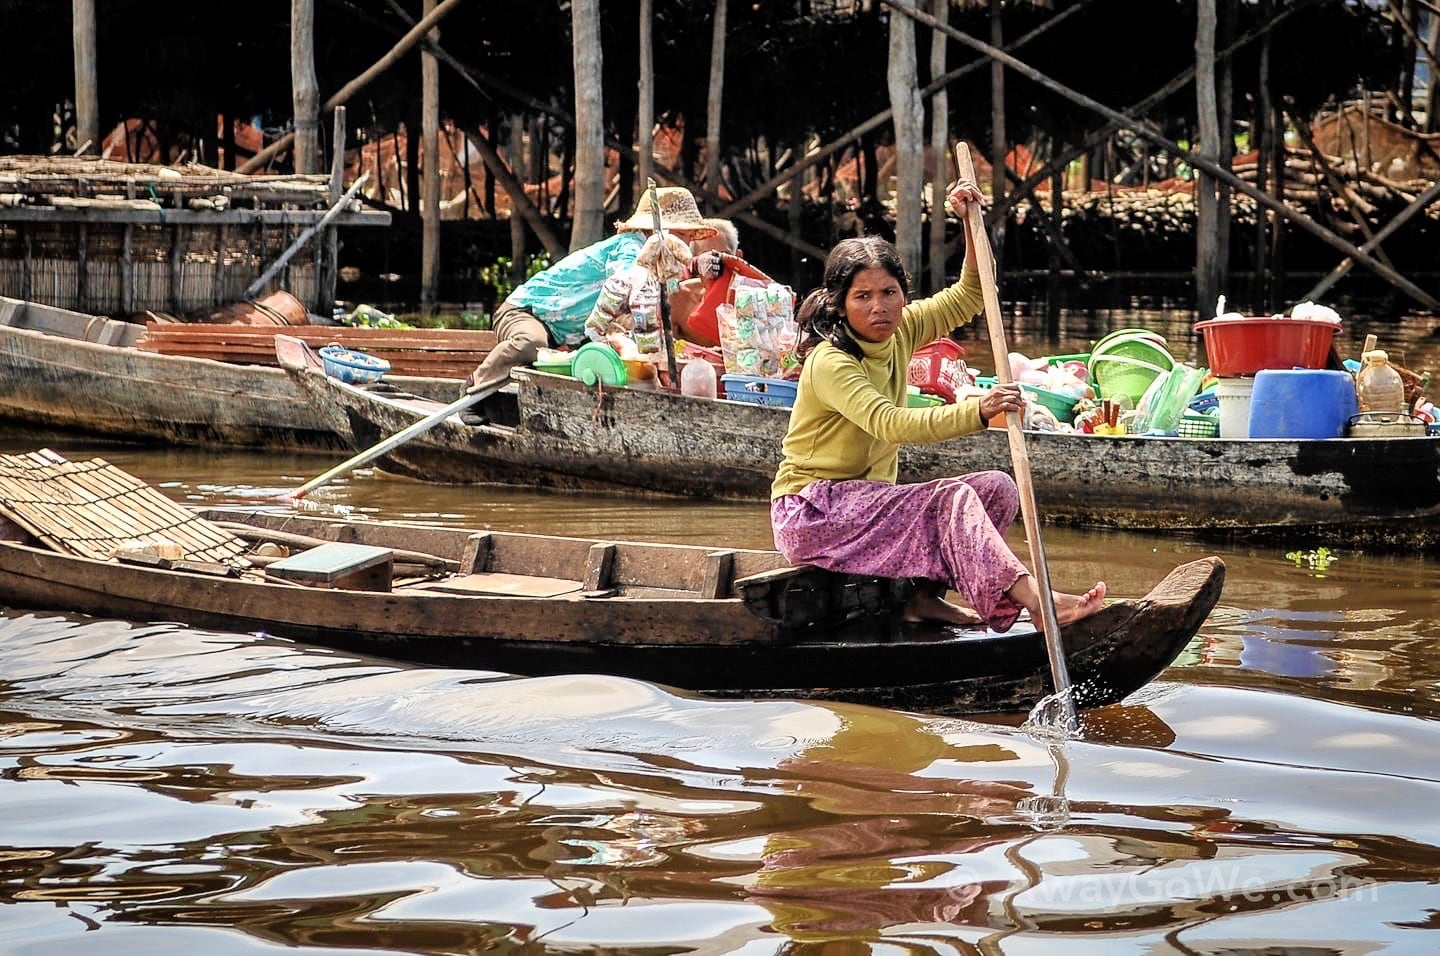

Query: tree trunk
[[638, 0, 655, 187], [291, 0, 319, 174], [241, 0, 463, 174], [420, 0, 440, 316], [788, 143, 804, 279], [989, 0, 1007, 272], [406, 119, 420, 214], [459, 128, 565, 258], [72, 0, 98, 155], [1218, 0, 1235, 298], [1426, 11, 1440, 132], [705, 0, 728, 203], [1252, 32, 1271, 308], [616, 111, 635, 226], [926, 0, 949, 294], [1195, 0, 1221, 316], [321, 106, 345, 315], [570, 0, 606, 249], [1399, 0, 1418, 127], [887, 0, 923, 279], [508, 112, 528, 287]]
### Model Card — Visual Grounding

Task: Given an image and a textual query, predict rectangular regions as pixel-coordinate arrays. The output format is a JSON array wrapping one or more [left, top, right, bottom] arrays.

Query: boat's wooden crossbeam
[[200, 509, 801, 599], [700, 551, 736, 600], [584, 542, 616, 591], [0, 450, 249, 565]]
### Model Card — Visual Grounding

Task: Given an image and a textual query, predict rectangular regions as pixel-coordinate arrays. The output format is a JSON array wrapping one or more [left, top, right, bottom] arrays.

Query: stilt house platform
[[0, 156, 390, 318]]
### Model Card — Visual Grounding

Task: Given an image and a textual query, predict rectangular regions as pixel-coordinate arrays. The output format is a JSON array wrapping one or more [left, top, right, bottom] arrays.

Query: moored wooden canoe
[[283, 351, 1440, 552]]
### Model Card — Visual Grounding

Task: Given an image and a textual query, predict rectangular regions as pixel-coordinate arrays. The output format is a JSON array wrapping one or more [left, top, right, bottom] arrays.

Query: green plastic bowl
[[1021, 383, 1080, 422]]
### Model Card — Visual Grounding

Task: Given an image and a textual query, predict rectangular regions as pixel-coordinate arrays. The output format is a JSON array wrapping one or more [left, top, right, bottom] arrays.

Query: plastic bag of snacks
[[717, 277, 797, 378]]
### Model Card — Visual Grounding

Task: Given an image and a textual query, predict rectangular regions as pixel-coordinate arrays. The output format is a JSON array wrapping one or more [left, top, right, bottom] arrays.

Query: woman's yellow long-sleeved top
[[771, 267, 987, 500]]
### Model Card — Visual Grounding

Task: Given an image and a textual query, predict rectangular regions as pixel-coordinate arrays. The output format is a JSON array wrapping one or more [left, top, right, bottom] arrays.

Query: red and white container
[[908, 339, 969, 403]]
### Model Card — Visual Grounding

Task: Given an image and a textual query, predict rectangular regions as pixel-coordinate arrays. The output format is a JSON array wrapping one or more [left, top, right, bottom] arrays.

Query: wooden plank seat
[[267, 541, 394, 592]]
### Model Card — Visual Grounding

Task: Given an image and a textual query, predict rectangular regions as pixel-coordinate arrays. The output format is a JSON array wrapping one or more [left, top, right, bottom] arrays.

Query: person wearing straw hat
[[769, 177, 1105, 631], [583, 231, 694, 361], [462, 187, 717, 397]]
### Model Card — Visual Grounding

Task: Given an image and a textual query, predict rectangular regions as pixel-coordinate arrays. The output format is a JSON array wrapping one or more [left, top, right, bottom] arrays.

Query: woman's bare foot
[[1053, 581, 1107, 625], [1008, 575, 1108, 628], [903, 591, 984, 626]]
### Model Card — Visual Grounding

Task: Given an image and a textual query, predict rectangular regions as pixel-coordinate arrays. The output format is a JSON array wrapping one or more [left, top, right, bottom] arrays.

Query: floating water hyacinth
[[1286, 547, 1336, 575]]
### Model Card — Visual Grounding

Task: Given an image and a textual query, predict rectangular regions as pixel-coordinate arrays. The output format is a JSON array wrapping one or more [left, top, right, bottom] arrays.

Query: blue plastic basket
[[320, 346, 391, 384], [721, 374, 797, 408]]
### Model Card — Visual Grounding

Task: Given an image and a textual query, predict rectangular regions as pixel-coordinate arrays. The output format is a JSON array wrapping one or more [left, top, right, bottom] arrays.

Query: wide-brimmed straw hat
[[615, 187, 717, 239]]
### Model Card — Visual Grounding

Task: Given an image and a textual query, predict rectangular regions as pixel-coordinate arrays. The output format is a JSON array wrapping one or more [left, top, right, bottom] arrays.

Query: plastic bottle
[[1355, 349, 1405, 414], [680, 357, 718, 399]]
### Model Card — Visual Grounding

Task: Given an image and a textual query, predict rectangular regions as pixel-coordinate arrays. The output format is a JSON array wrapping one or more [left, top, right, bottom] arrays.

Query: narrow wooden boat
[[279, 337, 1440, 552], [0, 449, 1225, 716], [0, 296, 463, 451]]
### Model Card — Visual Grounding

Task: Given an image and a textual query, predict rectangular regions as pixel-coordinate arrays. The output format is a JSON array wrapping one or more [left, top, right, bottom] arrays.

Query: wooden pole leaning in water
[[955, 142, 1076, 730]]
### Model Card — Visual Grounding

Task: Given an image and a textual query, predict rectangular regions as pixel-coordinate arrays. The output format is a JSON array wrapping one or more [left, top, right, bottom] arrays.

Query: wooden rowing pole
[[955, 141, 1077, 731]]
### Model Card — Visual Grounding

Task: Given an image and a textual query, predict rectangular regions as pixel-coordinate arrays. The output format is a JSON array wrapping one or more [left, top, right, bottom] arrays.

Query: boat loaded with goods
[[276, 288, 1440, 551], [0, 449, 1224, 716]]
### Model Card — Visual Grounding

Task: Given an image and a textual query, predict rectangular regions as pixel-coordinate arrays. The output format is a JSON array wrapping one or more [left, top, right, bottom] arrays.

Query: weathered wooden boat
[[0, 296, 461, 451], [279, 337, 1440, 553], [0, 449, 1224, 715]]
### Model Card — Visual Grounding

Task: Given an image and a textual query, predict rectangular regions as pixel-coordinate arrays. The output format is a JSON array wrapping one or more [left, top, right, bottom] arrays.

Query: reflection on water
[[3, 569, 1440, 952], [4, 302, 1440, 950]]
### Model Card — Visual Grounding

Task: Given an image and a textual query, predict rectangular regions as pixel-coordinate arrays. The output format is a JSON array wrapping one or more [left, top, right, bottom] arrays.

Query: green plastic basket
[[1177, 413, 1220, 438], [1089, 331, 1173, 404]]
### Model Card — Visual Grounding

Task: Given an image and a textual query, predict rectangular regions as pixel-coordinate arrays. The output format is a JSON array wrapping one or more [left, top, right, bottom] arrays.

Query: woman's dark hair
[[795, 236, 911, 361]]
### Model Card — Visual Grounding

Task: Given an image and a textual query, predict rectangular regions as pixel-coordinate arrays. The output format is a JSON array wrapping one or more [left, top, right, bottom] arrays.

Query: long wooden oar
[[955, 141, 1077, 731], [285, 378, 505, 502], [644, 177, 683, 392]]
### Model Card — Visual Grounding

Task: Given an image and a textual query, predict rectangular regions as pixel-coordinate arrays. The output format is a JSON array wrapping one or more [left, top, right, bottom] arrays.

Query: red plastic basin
[[1194, 317, 1339, 377]]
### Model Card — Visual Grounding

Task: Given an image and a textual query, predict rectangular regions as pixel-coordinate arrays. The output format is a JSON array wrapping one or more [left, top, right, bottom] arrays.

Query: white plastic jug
[[680, 358, 718, 399]]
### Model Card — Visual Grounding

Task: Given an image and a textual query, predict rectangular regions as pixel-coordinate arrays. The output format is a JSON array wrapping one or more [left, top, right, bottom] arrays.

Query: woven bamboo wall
[[0, 156, 387, 318], [0, 220, 318, 316]]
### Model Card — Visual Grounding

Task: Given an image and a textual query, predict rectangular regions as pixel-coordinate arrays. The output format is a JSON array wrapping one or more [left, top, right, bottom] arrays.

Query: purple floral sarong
[[770, 471, 1028, 631]]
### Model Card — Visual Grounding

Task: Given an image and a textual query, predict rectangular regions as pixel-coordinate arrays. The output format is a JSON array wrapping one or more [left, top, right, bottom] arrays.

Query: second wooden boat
[[0, 449, 1225, 716], [278, 337, 1440, 553]]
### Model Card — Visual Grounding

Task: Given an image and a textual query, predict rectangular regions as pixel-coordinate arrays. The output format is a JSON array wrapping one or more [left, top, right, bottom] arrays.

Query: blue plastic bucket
[[1247, 369, 1358, 439]]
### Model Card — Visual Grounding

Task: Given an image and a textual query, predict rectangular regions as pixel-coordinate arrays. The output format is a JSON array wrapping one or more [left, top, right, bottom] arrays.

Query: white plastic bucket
[[1213, 377, 1255, 438]]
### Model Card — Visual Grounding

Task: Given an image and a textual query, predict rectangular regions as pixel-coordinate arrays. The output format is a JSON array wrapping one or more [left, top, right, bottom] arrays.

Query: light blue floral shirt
[[506, 232, 645, 346]]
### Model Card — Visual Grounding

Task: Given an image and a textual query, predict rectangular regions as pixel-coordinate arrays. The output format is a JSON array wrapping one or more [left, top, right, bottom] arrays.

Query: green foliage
[[434, 253, 554, 331], [345, 304, 410, 329], [479, 252, 552, 309], [1286, 547, 1336, 576]]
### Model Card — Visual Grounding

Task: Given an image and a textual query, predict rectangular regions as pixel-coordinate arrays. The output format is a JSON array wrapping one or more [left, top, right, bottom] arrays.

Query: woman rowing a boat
[[769, 178, 1106, 632]]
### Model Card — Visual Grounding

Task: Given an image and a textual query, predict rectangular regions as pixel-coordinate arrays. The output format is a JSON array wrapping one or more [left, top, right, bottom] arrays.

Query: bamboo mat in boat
[[0, 449, 249, 565]]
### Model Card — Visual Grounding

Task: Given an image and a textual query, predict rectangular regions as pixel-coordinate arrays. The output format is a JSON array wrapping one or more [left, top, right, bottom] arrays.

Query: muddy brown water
[[3, 304, 1440, 952]]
